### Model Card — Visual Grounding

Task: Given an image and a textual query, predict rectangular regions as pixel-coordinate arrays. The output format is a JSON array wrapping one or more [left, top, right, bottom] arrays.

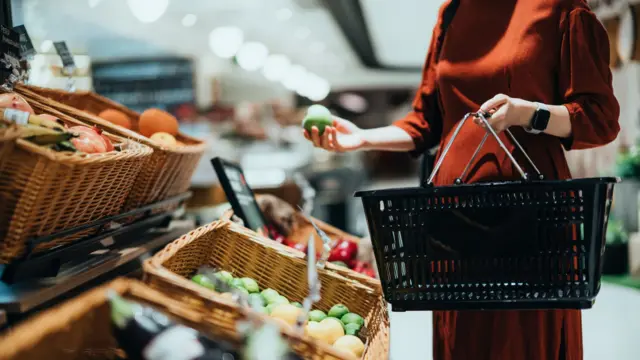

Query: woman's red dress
[[393, 1, 620, 359]]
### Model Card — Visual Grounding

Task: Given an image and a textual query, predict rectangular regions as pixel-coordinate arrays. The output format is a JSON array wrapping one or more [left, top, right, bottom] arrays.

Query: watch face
[[619, 5, 636, 63]]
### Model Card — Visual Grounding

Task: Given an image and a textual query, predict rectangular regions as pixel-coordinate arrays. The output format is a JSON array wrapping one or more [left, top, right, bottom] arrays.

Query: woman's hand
[[303, 117, 366, 152], [475, 94, 537, 132]]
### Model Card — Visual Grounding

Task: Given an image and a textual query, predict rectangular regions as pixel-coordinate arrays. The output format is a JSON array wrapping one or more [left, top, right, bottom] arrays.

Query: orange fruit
[[150, 132, 177, 147], [139, 108, 179, 137], [99, 109, 132, 130]]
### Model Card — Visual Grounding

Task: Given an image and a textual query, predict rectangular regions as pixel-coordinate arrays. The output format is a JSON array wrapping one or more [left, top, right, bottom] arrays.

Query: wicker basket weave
[[143, 221, 389, 359], [0, 278, 367, 360], [15, 84, 207, 210], [221, 206, 382, 294], [0, 95, 153, 263]]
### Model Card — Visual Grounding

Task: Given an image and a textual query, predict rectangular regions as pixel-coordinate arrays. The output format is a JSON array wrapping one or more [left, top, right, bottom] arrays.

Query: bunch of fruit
[[99, 107, 186, 148], [0, 93, 116, 153], [266, 224, 377, 279], [191, 270, 366, 358]]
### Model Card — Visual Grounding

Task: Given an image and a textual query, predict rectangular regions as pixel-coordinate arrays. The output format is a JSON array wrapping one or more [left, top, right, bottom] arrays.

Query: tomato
[[69, 126, 107, 153]]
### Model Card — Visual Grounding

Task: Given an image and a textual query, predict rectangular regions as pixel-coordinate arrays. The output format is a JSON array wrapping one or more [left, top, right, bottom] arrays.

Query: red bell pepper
[[328, 239, 358, 263]]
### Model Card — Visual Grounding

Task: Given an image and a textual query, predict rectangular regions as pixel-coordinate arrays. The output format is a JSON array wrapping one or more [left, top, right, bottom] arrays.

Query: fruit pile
[[266, 224, 376, 279], [192, 270, 366, 358], [98, 107, 187, 148], [0, 93, 116, 153]]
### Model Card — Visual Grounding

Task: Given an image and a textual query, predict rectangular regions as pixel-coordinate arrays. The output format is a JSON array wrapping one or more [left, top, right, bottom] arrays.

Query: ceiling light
[[310, 42, 326, 54], [276, 8, 293, 21], [305, 74, 331, 101], [262, 54, 291, 81], [236, 42, 269, 71], [127, 0, 169, 24], [209, 27, 244, 59], [40, 40, 53, 53], [88, 0, 102, 8], [182, 14, 197, 27], [294, 27, 310, 40], [282, 65, 307, 91]]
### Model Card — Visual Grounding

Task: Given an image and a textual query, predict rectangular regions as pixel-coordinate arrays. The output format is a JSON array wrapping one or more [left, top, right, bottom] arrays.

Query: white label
[[4, 108, 29, 125], [142, 325, 205, 360]]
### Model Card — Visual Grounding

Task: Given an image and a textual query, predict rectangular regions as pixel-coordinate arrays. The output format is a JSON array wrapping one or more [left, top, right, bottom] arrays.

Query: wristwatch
[[524, 102, 550, 134]]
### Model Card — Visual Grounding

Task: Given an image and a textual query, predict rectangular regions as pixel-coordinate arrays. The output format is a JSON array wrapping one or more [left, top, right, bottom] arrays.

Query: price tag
[[0, 25, 22, 87], [13, 25, 36, 60], [53, 41, 75, 75]]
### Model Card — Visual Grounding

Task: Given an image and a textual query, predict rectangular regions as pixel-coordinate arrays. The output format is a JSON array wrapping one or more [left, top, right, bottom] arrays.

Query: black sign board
[[0, 25, 21, 85], [211, 157, 268, 233], [53, 41, 75, 74], [13, 25, 35, 59]]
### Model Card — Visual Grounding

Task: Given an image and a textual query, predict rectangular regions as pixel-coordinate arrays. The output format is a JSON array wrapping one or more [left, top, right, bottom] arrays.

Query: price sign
[[0, 25, 22, 87], [13, 25, 36, 59], [54, 41, 76, 75]]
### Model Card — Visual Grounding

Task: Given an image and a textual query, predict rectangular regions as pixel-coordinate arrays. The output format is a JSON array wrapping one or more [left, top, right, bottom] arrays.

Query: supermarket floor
[[388, 283, 640, 359]]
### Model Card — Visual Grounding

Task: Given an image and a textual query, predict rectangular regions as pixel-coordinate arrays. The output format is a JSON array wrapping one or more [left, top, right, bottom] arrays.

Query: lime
[[308, 309, 327, 322], [230, 278, 245, 290], [270, 295, 290, 306], [328, 304, 349, 319], [261, 288, 279, 303], [302, 105, 332, 136], [191, 274, 215, 290], [345, 323, 361, 336], [291, 302, 303, 308], [241, 277, 260, 293], [214, 271, 233, 284], [341, 313, 364, 327], [235, 287, 250, 298], [248, 293, 266, 308]]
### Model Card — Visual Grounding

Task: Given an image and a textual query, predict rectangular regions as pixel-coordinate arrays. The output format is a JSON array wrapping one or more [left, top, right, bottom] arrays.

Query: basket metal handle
[[426, 112, 543, 186]]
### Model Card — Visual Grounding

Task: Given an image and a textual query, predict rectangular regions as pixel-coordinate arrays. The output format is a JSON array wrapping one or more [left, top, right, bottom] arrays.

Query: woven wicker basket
[[15, 84, 207, 210], [0, 278, 366, 360], [143, 221, 389, 359], [221, 206, 382, 294], [0, 95, 153, 263]]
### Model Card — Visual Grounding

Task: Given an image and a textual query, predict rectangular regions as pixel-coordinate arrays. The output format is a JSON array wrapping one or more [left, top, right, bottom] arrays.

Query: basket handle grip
[[425, 112, 543, 186]]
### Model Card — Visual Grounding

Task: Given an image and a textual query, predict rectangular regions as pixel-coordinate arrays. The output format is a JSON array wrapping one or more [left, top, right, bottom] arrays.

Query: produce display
[[302, 104, 333, 136], [0, 93, 117, 154], [615, 146, 640, 179], [108, 291, 303, 360], [98, 106, 186, 148], [191, 269, 367, 358]]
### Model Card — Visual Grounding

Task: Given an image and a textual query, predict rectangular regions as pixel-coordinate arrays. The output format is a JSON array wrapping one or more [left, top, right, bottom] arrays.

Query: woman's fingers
[[303, 129, 311, 140], [480, 93, 510, 113], [320, 128, 332, 149], [311, 127, 322, 147]]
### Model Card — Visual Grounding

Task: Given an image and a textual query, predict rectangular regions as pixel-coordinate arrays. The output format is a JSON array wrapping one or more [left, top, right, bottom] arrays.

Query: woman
[[305, 0, 619, 359]]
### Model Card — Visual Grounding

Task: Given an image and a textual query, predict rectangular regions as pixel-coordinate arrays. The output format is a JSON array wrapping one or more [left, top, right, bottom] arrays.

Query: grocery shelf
[[1, 192, 191, 283], [0, 223, 193, 326]]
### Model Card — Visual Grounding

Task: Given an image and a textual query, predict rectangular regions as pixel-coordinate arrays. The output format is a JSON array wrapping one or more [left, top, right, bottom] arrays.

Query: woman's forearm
[[542, 104, 572, 139], [360, 126, 416, 151]]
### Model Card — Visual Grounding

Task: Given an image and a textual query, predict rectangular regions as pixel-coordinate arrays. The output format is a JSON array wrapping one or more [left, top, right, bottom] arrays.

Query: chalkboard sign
[[0, 25, 21, 85], [14, 25, 35, 59], [53, 41, 75, 74], [211, 157, 267, 233]]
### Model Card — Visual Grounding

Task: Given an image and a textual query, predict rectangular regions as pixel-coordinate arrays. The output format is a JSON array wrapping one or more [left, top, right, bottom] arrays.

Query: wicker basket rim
[[16, 84, 208, 154]]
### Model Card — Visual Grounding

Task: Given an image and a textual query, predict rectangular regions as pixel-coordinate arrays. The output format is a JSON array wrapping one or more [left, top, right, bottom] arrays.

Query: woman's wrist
[[360, 126, 416, 152]]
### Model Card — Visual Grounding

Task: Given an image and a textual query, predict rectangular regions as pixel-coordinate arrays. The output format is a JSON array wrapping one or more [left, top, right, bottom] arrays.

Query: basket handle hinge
[[425, 111, 544, 186]]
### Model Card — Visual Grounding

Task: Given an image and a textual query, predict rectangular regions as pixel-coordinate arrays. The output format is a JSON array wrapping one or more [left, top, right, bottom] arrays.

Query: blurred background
[[6, 0, 640, 358]]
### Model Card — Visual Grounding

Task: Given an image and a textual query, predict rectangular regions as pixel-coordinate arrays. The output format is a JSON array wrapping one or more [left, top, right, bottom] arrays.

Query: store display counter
[[0, 223, 193, 326]]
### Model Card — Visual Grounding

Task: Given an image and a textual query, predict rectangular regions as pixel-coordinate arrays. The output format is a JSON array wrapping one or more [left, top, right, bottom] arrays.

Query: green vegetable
[[341, 313, 364, 327], [308, 310, 327, 322], [302, 105, 332, 135], [249, 293, 266, 308], [241, 277, 260, 293], [214, 271, 234, 284], [230, 278, 245, 290], [191, 274, 215, 290], [266, 303, 278, 314], [345, 323, 361, 336], [270, 295, 289, 306], [291, 302, 303, 308], [261, 289, 280, 303], [328, 304, 349, 319]]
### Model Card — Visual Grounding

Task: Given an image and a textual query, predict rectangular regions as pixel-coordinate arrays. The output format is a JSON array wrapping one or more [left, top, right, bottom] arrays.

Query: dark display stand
[[0, 193, 194, 327]]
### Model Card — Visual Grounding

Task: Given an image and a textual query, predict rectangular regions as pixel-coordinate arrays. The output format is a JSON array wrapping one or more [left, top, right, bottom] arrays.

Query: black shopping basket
[[355, 112, 618, 311]]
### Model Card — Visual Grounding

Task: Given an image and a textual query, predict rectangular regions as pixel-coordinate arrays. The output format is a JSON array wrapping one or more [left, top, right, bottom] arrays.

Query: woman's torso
[[432, 0, 573, 186]]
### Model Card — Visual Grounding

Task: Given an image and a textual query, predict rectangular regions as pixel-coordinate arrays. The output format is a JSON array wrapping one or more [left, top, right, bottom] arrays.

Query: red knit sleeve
[[393, 26, 443, 157], [559, 7, 620, 150]]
